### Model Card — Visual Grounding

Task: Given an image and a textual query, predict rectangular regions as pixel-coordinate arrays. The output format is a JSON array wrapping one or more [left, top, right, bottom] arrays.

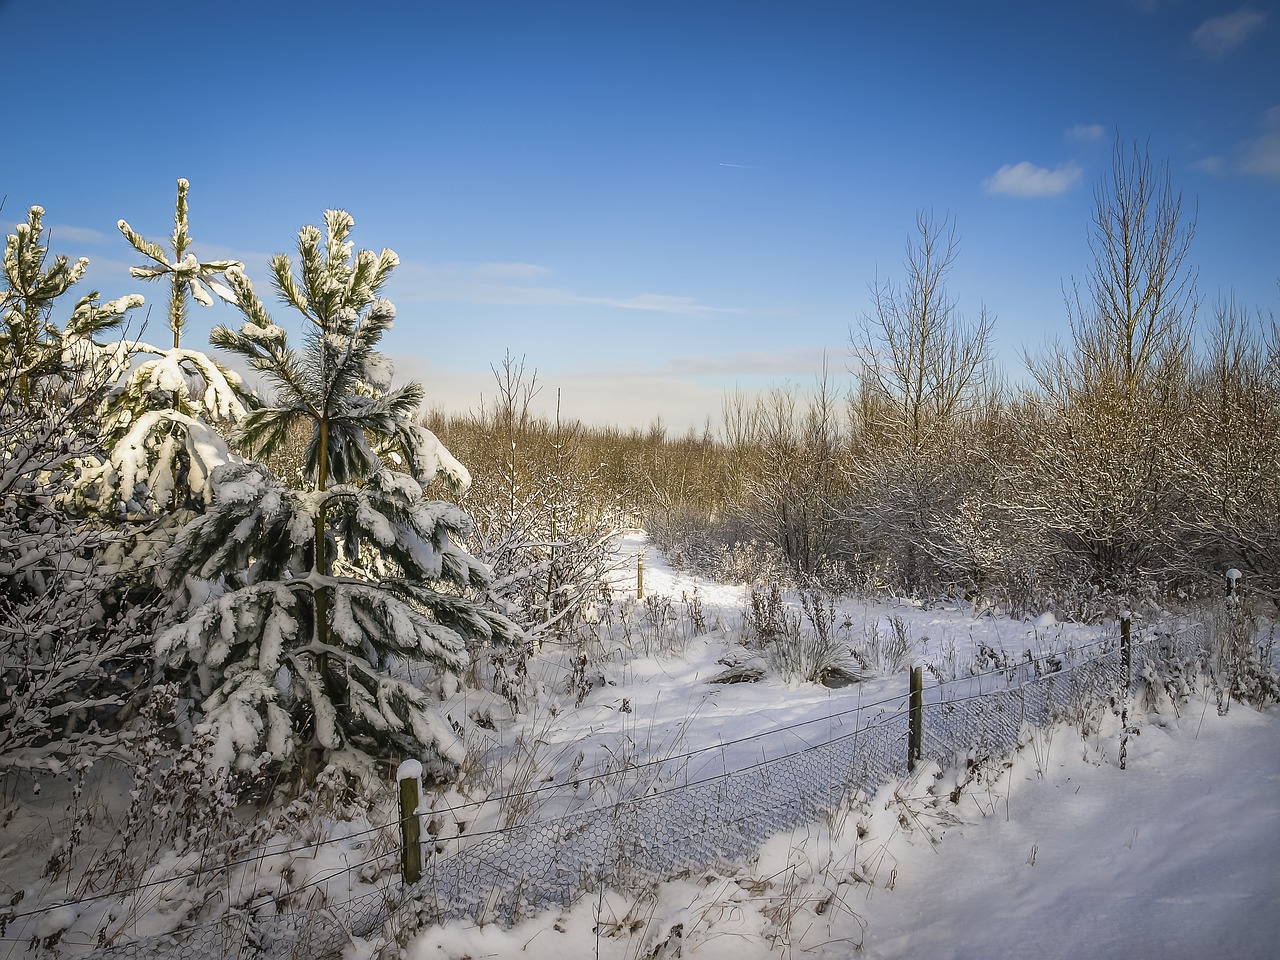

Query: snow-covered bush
[[158, 210, 522, 779], [0, 393, 158, 771], [428, 353, 624, 647], [746, 586, 861, 684], [1, 206, 157, 772], [1202, 596, 1279, 711]]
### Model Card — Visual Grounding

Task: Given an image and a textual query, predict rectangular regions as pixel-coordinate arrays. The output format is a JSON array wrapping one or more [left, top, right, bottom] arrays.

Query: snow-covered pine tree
[[2, 204, 142, 404], [158, 210, 522, 777], [75, 179, 253, 518]]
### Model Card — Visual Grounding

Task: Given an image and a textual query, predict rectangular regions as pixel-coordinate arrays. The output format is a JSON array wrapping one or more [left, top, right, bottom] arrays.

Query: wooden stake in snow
[[1120, 610, 1132, 683], [397, 759, 424, 885], [908, 666, 923, 772], [637, 550, 645, 600], [1226, 568, 1242, 601]]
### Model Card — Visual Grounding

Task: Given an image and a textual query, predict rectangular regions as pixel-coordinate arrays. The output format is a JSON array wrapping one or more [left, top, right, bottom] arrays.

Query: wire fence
[[393, 635, 1129, 932], [12, 627, 1168, 960]]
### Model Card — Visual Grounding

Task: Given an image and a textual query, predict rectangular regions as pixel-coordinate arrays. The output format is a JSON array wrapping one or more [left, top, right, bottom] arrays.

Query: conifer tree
[[2, 205, 142, 404], [158, 210, 521, 776], [75, 179, 253, 517]]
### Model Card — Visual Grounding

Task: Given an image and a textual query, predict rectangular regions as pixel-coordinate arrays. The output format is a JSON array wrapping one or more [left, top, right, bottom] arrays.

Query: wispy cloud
[[47, 223, 112, 245], [391, 260, 741, 315], [468, 261, 551, 281], [1241, 106, 1280, 180], [1066, 124, 1107, 144], [1194, 155, 1228, 177], [665, 347, 830, 377], [1191, 7, 1267, 56], [983, 161, 1083, 198]]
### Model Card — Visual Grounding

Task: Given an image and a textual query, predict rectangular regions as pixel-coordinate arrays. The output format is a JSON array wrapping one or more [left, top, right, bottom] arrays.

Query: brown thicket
[[427, 141, 1277, 614]]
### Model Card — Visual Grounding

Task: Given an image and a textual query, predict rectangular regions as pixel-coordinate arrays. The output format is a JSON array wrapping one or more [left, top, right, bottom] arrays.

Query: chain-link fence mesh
[[39, 630, 1162, 960], [392, 636, 1135, 933]]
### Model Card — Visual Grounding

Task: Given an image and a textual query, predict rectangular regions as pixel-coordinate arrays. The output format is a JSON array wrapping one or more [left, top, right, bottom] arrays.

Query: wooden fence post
[[1120, 610, 1132, 683], [637, 551, 644, 600], [397, 759, 423, 885], [908, 665, 923, 772]]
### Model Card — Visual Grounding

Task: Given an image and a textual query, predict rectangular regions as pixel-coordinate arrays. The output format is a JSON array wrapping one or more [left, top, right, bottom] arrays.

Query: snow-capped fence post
[[1225, 568, 1242, 602], [1120, 611, 1132, 683], [637, 550, 645, 600], [907, 665, 924, 772], [397, 760, 424, 885]]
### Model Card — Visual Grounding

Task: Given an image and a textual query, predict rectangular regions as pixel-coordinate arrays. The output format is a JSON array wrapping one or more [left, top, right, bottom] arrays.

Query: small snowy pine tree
[[2, 205, 142, 403], [158, 210, 522, 777], [75, 179, 253, 518]]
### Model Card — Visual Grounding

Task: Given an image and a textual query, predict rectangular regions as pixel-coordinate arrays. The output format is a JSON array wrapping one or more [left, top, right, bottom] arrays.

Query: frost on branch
[[0, 334, 154, 772]]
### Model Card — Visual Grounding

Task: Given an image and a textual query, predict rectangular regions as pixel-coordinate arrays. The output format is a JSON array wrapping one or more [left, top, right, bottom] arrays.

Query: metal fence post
[[397, 759, 423, 885]]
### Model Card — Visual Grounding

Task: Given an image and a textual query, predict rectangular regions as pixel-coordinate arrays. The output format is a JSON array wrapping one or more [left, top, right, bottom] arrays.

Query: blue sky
[[3, 1, 1277, 431]]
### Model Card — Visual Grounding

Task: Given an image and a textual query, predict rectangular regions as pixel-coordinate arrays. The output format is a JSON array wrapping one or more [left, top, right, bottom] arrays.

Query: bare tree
[[851, 211, 994, 448], [1017, 137, 1200, 594], [846, 212, 997, 591], [1065, 137, 1197, 405]]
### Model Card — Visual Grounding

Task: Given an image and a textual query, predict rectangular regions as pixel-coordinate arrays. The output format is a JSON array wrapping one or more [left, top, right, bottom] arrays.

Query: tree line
[[431, 139, 1279, 616]]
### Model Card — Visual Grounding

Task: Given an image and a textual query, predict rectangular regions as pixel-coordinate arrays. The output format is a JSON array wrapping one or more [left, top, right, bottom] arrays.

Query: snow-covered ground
[[411, 533, 1280, 960], [2, 533, 1276, 959], [408, 695, 1280, 960]]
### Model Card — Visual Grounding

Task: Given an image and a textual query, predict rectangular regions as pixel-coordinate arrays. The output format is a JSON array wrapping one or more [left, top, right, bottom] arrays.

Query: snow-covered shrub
[[1, 206, 157, 772], [747, 587, 860, 685], [72, 684, 272, 891], [716, 539, 795, 587], [852, 614, 918, 678], [1201, 597, 1279, 711], [1136, 625, 1199, 713], [159, 210, 522, 779]]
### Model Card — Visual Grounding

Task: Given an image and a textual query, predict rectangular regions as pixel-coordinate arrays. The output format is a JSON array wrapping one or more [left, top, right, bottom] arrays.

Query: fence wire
[[391, 636, 1133, 933], [41, 632, 1149, 960]]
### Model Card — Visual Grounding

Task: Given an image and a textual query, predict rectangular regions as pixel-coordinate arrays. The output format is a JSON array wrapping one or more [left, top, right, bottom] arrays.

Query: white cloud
[[1241, 106, 1280, 180], [390, 260, 740, 315], [1066, 124, 1107, 144], [574, 292, 738, 315], [983, 162, 1083, 198], [470, 261, 551, 281], [1191, 7, 1267, 56]]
